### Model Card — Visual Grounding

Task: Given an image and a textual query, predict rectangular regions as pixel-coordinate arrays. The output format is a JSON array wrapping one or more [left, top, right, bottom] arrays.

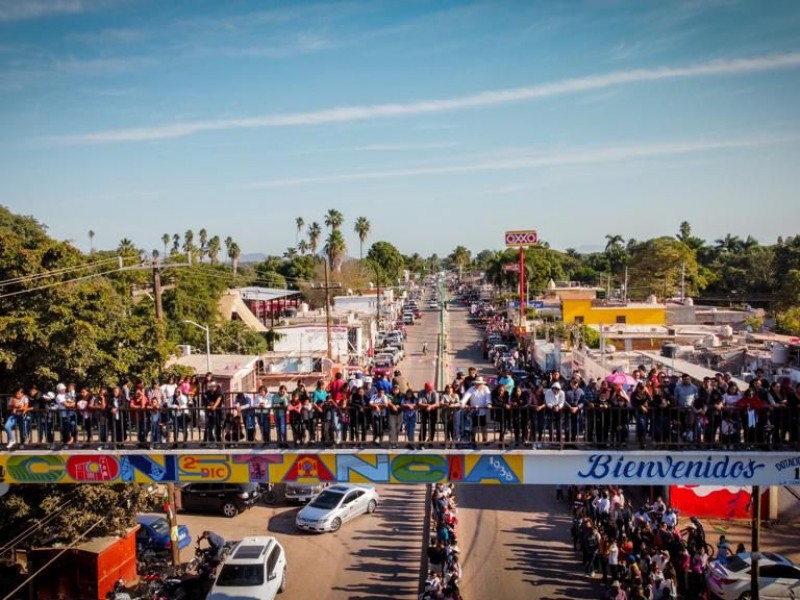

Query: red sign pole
[[519, 246, 525, 329]]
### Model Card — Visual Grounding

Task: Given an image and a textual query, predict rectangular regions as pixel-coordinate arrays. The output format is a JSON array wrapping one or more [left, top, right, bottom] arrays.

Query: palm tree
[[198, 228, 208, 260], [117, 238, 136, 256], [715, 234, 742, 254], [308, 222, 322, 255], [295, 217, 305, 245], [284, 247, 298, 259], [207, 235, 221, 264], [183, 229, 195, 257], [604, 234, 625, 252], [354, 216, 371, 260], [742, 235, 759, 251], [298, 240, 310, 255], [171, 233, 180, 255], [161, 233, 170, 257], [229, 242, 241, 275], [324, 209, 344, 231], [88, 230, 95, 254], [224, 236, 233, 264], [325, 229, 347, 272]]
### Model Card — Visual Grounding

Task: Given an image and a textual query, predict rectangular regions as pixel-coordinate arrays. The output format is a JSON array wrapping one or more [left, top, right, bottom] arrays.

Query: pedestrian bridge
[[1, 449, 798, 487]]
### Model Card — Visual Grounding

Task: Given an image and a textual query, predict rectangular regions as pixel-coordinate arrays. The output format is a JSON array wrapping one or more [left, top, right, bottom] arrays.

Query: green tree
[[229, 242, 241, 275], [354, 216, 371, 260], [161, 233, 170, 257], [198, 228, 208, 260], [676, 221, 705, 251], [474, 249, 495, 270], [0, 484, 159, 546], [627, 237, 705, 300], [171, 233, 181, 255], [404, 252, 426, 277], [449, 246, 472, 275], [183, 229, 196, 257], [366, 241, 405, 284], [88, 229, 95, 254], [295, 216, 305, 245], [325, 229, 347, 272], [207, 235, 221, 264], [307, 222, 322, 255], [775, 307, 800, 336], [213, 320, 268, 354], [324, 209, 344, 231], [298, 240, 310, 255]]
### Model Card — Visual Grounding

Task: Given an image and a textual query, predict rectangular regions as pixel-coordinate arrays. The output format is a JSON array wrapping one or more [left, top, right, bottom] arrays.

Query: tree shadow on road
[[329, 487, 426, 600], [502, 514, 599, 600]]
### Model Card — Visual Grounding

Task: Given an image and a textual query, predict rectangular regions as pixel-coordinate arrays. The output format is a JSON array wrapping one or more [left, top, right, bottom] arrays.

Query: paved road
[[447, 304, 595, 600], [173, 298, 441, 600]]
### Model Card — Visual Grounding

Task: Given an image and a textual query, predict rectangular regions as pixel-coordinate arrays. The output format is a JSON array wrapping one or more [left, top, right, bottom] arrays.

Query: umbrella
[[605, 372, 636, 386]]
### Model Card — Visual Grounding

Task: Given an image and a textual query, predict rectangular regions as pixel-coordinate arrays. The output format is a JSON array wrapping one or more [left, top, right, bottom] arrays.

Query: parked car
[[706, 552, 800, 600], [206, 536, 287, 600], [403, 312, 415, 325], [372, 359, 393, 378], [375, 352, 398, 366], [284, 482, 327, 504], [295, 484, 379, 533], [428, 300, 438, 309], [179, 483, 261, 518], [135, 514, 191, 555]]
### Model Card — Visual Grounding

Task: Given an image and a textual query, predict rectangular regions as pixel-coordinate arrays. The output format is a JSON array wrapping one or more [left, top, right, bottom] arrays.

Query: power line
[[0, 268, 123, 300], [0, 494, 78, 556], [1, 496, 127, 600], [0, 257, 122, 289]]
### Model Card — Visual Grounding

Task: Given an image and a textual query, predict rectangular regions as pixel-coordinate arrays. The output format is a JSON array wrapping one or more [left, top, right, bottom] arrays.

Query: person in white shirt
[[461, 376, 492, 446], [544, 382, 566, 442], [661, 506, 678, 528]]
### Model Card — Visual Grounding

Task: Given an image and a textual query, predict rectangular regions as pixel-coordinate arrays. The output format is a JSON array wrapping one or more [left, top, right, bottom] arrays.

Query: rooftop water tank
[[771, 343, 789, 365]]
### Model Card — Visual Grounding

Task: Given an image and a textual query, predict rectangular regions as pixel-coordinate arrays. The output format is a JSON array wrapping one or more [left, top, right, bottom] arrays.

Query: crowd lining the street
[[568, 486, 741, 600], [423, 483, 463, 600]]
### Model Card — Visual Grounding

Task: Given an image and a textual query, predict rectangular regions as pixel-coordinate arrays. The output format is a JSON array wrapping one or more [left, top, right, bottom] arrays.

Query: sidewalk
[[695, 516, 800, 563]]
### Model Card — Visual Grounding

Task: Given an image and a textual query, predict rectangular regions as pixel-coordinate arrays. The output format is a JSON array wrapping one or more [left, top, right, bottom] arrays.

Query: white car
[[706, 552, 800, 600], [295, 484, 379, 533], [207, 536, 287, 600]]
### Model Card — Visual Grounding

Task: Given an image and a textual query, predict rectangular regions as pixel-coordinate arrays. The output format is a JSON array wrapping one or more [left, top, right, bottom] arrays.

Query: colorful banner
[[0, 451, 798, 486], [521, 451, 800, 486], [0, 452, 524, 486]]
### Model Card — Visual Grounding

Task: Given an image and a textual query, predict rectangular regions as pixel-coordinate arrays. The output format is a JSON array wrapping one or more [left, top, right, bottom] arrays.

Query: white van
[[207, 536, 287, 600]]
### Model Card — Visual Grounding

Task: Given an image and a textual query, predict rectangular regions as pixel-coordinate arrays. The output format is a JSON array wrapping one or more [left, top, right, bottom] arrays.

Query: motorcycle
[[187, 536, 236, 579]]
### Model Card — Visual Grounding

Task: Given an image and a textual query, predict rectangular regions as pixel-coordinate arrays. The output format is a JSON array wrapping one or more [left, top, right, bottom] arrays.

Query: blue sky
[[1, 0, 799, 258]]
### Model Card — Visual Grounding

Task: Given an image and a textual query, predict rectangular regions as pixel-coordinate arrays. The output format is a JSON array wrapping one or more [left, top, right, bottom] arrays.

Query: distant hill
[[240, 253, 267, 264]]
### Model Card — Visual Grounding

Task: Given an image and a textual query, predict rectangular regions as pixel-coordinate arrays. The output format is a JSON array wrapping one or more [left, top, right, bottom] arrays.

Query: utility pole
[[751, 486, 761, 600], [623, 265, 629, 302], [680, 263, 686, 303], [151, 255, 180, 569], [324, 259, 333, 360]]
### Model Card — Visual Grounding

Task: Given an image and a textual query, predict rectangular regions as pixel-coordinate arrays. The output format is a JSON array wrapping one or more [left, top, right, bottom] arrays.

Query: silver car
[[706, 552, 800, 600], [295, 484, 379, 533]]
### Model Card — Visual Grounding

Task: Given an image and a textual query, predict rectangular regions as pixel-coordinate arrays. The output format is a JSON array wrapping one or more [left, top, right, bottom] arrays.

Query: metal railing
[[1, 395, 798, 451]]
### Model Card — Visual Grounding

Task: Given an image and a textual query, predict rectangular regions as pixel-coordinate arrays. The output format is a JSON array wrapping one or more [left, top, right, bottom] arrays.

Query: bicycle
[[679, 516, 715, 559]]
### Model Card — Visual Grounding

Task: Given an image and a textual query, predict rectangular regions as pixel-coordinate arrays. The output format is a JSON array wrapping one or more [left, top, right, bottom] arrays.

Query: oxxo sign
[[504, 230, 538, 247]]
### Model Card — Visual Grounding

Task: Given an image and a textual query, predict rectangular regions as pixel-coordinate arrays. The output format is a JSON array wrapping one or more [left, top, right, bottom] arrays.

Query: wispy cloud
[[242, 135, 796, 189], [54, 56, 152, 76], [52, 51, 800, 145], [0, 0, 84, 21], [204, 33, 333, 59], [69, 28, 144, 44], [0, 0, 120, 22]]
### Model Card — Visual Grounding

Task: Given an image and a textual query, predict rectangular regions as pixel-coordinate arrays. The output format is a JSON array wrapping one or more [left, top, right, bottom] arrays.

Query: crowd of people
[[569, 486, 743, 600], [4, 363, 799, 450], [423, 483, 462, 600]]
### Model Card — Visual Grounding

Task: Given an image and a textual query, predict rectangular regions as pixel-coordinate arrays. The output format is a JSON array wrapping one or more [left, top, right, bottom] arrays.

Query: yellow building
[[562, 298, 666, 326]]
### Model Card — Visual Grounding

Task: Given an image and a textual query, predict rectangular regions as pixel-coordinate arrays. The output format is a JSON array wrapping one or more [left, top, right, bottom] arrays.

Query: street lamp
[[183, 320, 211, 373]]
